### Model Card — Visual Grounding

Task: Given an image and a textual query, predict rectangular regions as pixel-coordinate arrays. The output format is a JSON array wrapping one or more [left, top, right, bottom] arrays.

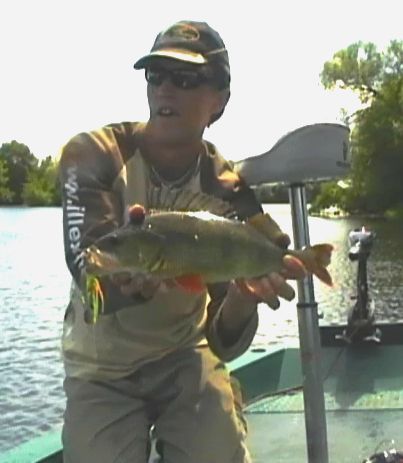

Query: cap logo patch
[[164, 24, 200, 41]]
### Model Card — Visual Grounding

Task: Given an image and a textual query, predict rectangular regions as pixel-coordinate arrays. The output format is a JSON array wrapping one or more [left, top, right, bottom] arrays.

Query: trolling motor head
[[348, 227, 376, 261]]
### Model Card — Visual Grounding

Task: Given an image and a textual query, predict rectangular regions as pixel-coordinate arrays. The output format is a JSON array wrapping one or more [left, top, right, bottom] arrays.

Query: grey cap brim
[[133, 49, 207, 69]]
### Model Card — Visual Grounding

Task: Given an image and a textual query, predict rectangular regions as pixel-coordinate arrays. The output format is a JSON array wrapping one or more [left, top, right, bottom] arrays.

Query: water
[[0, 207, 70, 453], [1, 205, 403, 453], [254, 205, 403, 347]]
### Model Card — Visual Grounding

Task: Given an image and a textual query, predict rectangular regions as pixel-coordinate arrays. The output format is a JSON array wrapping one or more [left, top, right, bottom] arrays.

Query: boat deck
[[246, 398, 403, 462], [231, 325, 403, 463]]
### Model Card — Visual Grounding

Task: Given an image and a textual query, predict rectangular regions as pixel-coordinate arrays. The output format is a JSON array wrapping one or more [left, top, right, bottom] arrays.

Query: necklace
[[148, 148, 203, 189]]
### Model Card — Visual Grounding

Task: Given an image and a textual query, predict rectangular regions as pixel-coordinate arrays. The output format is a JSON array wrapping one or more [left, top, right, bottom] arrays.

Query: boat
[[2, 124, 402, 463]]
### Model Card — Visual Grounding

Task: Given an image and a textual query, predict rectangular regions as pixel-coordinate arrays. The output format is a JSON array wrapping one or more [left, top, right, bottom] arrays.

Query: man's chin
[[149, 118, 196, 141]]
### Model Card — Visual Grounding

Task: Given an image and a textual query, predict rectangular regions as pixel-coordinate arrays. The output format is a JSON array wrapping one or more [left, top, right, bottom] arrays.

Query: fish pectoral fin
[[175, 275, 206, 293]]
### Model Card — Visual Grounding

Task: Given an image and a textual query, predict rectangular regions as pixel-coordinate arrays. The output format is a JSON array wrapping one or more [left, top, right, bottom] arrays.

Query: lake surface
[[1, 205, 403, 453]]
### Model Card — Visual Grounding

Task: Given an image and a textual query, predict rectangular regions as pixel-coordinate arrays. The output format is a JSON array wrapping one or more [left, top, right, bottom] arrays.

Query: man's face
[[146, 59, 225, 140]]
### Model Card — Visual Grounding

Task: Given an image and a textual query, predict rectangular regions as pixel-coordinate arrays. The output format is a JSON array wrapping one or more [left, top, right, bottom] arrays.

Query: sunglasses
[[145, 67, 212, 90]]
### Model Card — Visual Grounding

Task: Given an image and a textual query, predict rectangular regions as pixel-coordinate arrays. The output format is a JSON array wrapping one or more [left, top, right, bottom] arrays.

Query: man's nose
[[156, 77, 177, 93]]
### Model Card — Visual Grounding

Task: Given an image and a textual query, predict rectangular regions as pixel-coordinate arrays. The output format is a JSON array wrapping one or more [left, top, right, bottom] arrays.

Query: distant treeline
[[0, 141, 60, 206]]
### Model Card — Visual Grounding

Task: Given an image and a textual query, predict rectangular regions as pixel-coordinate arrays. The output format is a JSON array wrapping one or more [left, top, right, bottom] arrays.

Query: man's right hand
[[111, 272, 176, 299]]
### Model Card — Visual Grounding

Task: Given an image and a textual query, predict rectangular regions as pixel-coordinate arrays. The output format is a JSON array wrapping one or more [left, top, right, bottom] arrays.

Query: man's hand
[[111, 272, 175, 299], [235, 255, 306, 309], [237, 215, 308, 309]]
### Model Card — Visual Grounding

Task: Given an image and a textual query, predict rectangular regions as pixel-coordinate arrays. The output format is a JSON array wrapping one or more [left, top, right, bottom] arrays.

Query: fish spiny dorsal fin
[[247, 213, 290, 246], [148, 187, 237, 219]]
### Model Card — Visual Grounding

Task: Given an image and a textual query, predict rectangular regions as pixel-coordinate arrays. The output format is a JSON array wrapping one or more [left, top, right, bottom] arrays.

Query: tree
[[0, 141, 38, 204], [351, 76, 403, 212], [22, 156, 61, 206], [321, 41, 383, 102], [317, 40, 403, 214], [0, 157, 14, 203]]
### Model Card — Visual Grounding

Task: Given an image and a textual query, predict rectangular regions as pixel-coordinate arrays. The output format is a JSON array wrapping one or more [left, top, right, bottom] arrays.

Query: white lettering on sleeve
[[64, 165, 86, 270]]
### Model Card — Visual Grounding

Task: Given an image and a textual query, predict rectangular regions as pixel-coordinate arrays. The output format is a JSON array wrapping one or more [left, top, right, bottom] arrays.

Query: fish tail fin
[[297, 244, 334, 286]]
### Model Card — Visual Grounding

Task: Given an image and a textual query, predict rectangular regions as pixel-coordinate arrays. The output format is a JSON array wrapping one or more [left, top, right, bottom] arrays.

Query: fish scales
[[83, 209, 333, 288], [145, 212, 284, 282], [81, 205, 333, 322]]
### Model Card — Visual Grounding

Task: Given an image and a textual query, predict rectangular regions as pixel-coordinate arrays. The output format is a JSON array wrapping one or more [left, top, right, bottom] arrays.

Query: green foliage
[[321, 41, 383, 102], [0, 140, 38, 204], [316, 39, 403, 216], [0, 157, 14, 203], [22, 156, 61, 206], [385, 203, 403, 220], [350, 76, 403, 213], [310, 181, 346, 212], [0, 141, 60, 206]]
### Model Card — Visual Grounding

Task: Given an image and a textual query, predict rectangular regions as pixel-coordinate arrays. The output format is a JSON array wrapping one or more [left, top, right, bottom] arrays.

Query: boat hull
[[1, 323, 402, 463]]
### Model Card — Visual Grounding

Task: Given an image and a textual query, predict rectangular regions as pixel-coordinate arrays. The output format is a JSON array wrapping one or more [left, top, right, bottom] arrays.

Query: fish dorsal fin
[[147, 186, 237, 219]]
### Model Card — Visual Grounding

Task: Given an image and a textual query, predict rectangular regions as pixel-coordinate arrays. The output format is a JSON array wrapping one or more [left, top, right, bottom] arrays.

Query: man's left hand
[[235, 244, 307, 310]]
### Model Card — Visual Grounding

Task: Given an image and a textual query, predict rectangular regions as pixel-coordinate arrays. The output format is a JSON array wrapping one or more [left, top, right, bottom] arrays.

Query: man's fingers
[[111, 272, 132, 286], [141, 275, 162, 298], [239, 277, 280, 310], [160, 279, 178, 292], [268, 273, 295, 301], [119, 275, 144, 296], [281, 255, 307, 280], [116, 273, 161, 297]]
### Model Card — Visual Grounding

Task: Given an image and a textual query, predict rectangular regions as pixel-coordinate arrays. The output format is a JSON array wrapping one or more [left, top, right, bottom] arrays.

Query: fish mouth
[[83, 246, 121, 275]]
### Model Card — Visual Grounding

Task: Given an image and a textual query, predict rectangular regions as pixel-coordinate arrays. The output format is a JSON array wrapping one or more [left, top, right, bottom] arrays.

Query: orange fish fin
[[298, 244, 334, 286], [312, 266, 333, 286], [175, 275, 206, 293]]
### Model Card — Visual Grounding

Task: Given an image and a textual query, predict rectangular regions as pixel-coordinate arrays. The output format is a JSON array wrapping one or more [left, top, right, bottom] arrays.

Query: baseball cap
[[133, 21, 230, 87]]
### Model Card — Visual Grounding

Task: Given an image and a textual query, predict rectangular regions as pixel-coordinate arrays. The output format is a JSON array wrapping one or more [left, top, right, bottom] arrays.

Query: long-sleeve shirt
[[59, 121, 263, 380]]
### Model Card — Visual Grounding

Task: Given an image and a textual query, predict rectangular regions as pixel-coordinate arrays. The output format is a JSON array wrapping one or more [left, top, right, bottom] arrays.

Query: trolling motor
[[338, 226, 381, 343]]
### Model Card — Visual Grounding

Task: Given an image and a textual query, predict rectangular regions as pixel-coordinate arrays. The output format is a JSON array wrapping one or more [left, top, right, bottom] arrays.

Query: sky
[[1, 0, 402, 162]]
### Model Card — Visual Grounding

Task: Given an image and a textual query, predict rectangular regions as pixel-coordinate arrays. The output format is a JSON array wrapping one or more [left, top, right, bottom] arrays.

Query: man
[[59, 20, 303, 463]]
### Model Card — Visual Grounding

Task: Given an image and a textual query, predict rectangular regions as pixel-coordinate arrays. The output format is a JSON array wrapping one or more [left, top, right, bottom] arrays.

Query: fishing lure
[[84, 274, 105, 324]]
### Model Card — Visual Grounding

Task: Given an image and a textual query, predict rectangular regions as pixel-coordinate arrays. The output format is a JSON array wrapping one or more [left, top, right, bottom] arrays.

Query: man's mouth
[[156, 106, 178, 117]]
